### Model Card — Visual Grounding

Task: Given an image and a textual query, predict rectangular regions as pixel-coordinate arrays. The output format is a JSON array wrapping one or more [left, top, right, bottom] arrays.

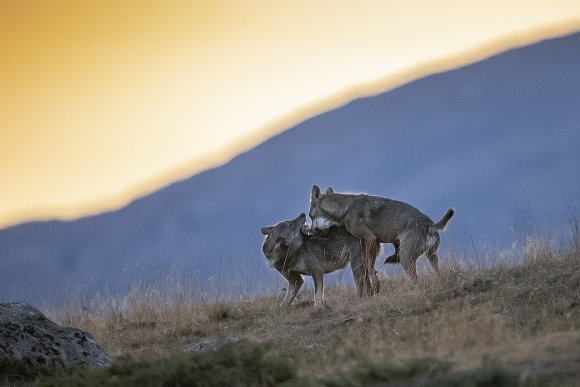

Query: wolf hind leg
[[312, 270, 326, 308], [426, 251, 440, 273], [361, 238, 380, 295], [399, 231, 427, 282], [280, 271, 304, 306], [425, 232, 441, 273], [384, 241, 400, 264], [369, 241, 381, 294]]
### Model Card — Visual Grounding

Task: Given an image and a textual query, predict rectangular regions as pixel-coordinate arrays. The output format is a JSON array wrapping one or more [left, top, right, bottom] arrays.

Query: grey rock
[[342, 316, 364, 325], [0, 302, 111, 375], [304, 342, 325, 350]]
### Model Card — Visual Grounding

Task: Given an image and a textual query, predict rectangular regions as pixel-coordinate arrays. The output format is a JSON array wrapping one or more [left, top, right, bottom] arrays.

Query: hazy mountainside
[[2, 32, 580, 306]]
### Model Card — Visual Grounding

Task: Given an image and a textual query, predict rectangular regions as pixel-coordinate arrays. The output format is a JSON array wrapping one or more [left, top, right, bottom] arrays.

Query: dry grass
[[43, 248, 580, 385]]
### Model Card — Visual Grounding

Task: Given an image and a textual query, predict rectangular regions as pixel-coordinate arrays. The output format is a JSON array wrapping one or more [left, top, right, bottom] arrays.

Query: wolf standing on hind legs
[[309, 185, 455, 281]]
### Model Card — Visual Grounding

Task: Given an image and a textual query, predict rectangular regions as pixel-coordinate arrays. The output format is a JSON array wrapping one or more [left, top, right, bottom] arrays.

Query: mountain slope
[[2, 32, 580, 305]]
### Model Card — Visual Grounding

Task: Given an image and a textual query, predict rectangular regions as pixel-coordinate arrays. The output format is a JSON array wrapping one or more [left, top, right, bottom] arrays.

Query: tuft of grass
[[322, 358, 520, 387], [207, 303, 238, 322], [429, 367, 520, 387], [34, 341, 298, 387], [1, 359, 54, 385]]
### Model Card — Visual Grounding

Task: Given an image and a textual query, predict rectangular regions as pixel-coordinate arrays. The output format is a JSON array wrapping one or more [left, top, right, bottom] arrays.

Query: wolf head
[[309, 185, 337, 231], [261, 213, 307, 260]]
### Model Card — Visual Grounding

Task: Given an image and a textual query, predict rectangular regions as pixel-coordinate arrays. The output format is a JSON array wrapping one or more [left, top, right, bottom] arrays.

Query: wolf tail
[[433, 208, 455, 231]]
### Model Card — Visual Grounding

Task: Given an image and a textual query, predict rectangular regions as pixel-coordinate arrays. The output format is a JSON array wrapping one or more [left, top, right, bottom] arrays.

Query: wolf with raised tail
[[309, 185, 454, 281]]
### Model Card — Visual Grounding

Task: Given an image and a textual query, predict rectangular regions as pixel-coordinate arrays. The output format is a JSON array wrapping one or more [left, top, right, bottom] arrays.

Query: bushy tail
[[434, 208, 455, 231]]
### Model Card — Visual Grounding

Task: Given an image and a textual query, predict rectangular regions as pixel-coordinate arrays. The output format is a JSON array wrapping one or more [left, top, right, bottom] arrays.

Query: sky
[[1, 1, 579, 229]]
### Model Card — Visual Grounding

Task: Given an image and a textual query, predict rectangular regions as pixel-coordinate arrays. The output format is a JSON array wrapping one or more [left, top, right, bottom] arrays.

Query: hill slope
[[28, 250, 580, 386], [1, 32, 580, 305]]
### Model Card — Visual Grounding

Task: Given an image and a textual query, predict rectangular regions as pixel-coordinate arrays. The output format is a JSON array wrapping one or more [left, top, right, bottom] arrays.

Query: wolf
[[261, 213, 379, 308], [309, 185, 455, 281]]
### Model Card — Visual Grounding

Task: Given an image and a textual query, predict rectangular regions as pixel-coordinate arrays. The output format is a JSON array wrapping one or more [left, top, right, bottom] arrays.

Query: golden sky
[[1, 0, 579, 228]]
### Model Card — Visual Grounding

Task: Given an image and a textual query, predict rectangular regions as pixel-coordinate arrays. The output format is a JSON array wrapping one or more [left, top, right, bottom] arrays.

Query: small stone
[[305, 342, 325, 350], [183, 336, 238, 353]]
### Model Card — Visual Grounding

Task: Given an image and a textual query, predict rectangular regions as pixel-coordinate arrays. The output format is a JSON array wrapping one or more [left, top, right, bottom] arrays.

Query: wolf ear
[[294, 213, 306, 223], [311, 185, 321, 200], [326, 186, 334, 194], [261, 226, 273, 235], [296, 213, 307, 225]]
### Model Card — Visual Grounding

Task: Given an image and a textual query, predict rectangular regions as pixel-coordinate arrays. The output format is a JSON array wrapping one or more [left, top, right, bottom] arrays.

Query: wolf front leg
[[350, 256, 372, 297], [280, 271, 304, 307], [345, 222, 379, 296]]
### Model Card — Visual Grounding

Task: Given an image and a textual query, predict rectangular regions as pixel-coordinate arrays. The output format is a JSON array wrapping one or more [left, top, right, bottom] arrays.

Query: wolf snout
[[301, 224, 315, 236]]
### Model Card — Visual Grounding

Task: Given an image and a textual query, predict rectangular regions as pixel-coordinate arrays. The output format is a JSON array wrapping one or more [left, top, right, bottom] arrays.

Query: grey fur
[[309, 185, 455, 281], [261, 213, 377, 307]]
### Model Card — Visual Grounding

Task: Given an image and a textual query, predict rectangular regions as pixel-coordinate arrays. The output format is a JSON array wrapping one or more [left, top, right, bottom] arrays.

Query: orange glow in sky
[[1, 1, 579, 228]]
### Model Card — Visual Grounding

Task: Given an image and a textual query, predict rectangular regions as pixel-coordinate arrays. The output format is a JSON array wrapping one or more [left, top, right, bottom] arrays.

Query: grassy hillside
[[26, 247, 580, 386]]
